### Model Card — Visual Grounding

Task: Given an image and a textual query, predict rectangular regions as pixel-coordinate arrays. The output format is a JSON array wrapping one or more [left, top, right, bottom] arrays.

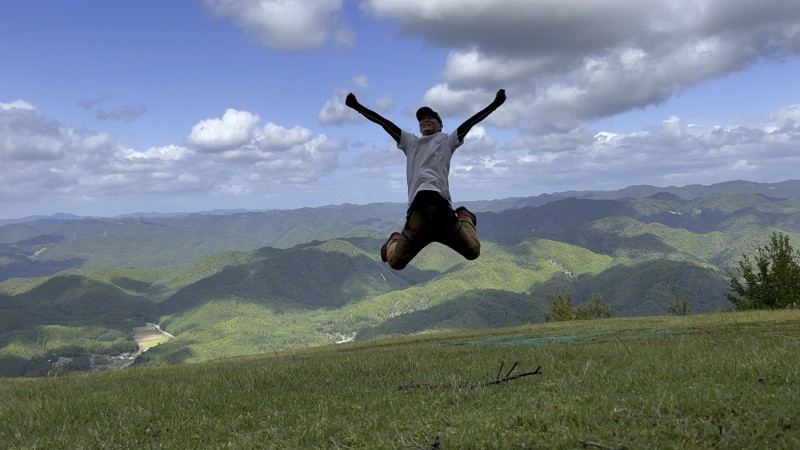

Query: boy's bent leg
[[446, 209, 481, 260], [381, 232, 402, 262], [386, 211, 428, 270], [455, 206, 477, 226], [386, 232, 416, 270]]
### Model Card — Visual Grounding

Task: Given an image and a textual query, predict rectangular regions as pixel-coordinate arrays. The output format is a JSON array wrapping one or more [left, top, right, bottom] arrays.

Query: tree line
[[547, 232, 800, 321], [727, 232, 800, 310]]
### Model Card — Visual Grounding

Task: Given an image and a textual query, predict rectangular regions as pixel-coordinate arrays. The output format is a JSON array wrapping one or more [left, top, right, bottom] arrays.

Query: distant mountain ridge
[[4, 179, 800, 226], [2, 180, 799, 281]]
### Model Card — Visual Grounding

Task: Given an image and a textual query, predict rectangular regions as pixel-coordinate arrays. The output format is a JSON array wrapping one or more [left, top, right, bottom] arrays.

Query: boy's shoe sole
[[381, 232, 402, 262], [455, 207, 477, 226]]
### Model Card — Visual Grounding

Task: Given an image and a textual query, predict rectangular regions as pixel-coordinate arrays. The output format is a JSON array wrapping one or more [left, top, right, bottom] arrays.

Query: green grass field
[[1, 310, 798, 449]]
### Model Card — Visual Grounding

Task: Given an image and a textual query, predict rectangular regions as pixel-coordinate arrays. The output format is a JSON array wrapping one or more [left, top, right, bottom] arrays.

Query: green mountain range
[[2, 179, 799, 377]]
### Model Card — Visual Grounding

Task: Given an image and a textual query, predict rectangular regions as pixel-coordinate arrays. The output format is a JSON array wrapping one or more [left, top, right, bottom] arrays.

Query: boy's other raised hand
[[345, 93, 360, 109], [493, 89, 506, 107]]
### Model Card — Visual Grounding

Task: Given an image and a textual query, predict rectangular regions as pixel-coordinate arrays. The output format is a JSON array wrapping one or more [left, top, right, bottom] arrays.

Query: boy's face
[[419, 115, 442, 135]]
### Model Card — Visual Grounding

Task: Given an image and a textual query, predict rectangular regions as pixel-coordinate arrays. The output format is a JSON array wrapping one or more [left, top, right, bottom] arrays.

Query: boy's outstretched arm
[[346, 93, 402, 144], [456, 89, 506, 142]]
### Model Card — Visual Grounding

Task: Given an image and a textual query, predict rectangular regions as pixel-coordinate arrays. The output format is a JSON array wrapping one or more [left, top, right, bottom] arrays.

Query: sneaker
[[380, 232, 401, 262], [455, 207, 477, 226]]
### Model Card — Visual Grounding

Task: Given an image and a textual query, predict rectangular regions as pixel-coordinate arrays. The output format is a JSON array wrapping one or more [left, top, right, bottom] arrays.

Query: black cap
[[416, 106, 442, 125]]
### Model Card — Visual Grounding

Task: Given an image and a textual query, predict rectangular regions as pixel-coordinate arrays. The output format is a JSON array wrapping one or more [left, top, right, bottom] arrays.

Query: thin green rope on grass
[[466, 331, 609, 347]]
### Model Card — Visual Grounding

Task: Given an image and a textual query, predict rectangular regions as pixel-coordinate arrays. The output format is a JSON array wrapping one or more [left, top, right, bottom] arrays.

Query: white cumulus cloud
[[205, 0, 352, 51], [360, 0, 800, 132], [187, 109, 261, 152]]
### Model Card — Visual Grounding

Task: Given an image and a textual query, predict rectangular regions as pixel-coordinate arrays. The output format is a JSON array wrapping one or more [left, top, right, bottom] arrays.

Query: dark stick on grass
[[495, 360, 506, 380], [397, 362, 541, 390], [480, 364, 540, 387], [615, 336, 632, 357], [504, 361, 518, 379]]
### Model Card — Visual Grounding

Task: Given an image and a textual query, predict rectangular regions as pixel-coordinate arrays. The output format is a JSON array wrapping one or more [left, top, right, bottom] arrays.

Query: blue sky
[[2, 0, 800, 219]]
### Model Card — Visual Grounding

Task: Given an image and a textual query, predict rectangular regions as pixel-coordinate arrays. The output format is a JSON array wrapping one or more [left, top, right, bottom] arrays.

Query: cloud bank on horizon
[[2, 0, 800, 218]]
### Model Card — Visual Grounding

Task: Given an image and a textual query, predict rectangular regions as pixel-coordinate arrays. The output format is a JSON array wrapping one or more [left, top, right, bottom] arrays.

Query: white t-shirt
[[398, 129, 462, 205]]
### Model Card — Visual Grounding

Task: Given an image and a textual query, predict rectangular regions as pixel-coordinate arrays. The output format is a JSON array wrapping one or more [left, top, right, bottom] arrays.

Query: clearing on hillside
[[133, 323, 171, 351]]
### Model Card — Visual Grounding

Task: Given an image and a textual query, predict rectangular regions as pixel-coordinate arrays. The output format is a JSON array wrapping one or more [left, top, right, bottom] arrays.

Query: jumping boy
[[345, 89, 506, 270]]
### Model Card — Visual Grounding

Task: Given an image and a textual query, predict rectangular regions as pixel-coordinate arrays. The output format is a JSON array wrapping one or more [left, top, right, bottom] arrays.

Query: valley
[[2, 179, 800, 377]]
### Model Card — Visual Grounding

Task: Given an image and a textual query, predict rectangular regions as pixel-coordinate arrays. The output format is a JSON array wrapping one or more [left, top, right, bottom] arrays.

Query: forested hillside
[[1, 180, 799, 376]]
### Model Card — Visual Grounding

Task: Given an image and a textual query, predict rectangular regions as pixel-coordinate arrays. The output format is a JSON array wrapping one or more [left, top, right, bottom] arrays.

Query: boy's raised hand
[[345, 93, 360, 109], [493, 89, 506, 107]]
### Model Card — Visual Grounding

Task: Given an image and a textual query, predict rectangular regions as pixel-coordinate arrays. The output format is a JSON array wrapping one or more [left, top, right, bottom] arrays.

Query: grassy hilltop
[[1, 310, 798, 449]]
